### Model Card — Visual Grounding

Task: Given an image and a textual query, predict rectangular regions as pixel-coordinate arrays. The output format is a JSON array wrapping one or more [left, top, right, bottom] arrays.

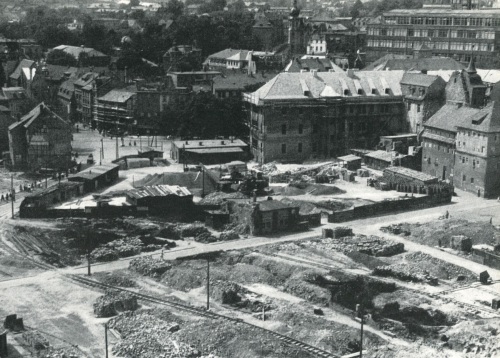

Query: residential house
[[73, 72, 112, 124], [171, 138, 249, 164], [0, 87, 30, 119], [212, 72, 270, 99], [163, 44, 202, 72], [68, 163, 119, 193], [8, 59, 36, 90], [94, 90, 136, 131], [244, 70, 407, 163], [363, 53, 465, 72], [400, 72, 446, 134], [8, 103, 72, 171], [0, 105, 13, 152], [50, 45, 110, 67], [57, 78, 77, 122]]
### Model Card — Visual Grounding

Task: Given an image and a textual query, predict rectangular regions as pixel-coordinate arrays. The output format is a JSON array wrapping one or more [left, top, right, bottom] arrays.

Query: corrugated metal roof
[[173, 139, 247, 149], [69, 163, 119, 181], [127, 185, 191, 199], [384, 166, 438, 183], [338, 154, 361, 161]]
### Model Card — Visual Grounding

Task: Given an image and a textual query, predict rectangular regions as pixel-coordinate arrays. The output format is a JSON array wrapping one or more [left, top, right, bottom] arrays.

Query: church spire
[[466, 54, 477, 74]]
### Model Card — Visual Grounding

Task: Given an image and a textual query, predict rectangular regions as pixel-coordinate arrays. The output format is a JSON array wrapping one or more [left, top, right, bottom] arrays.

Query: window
[[417, 104, 421, 113], [482, 146, 485, 153], [298, 142, 303, 153], [463, 174, 466, 181], [281, 143, 286, 154], [298, 124, 303, 134], [281, 124, 287, 135], [471, 178, 474, 184], [462, 157, 465, 163], [299, 108, 303, 115]]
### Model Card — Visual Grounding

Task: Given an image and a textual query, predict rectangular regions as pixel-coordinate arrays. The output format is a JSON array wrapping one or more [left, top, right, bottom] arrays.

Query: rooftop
[[385, 8, 500, 16], [401, 73, 443, 87], [363, 54, 465, 72], [98, 90, 136, 103], [247, 71, 404, 103], [69, 163, 119, 181], [52, 45, 108, 59], [257, 199, 298, 212], [174, 139, 247, 149], [384, 166, 438, 183], [127, 185, 192, 199], [338, 154, 361, 162], [365, 150, 398, 162]]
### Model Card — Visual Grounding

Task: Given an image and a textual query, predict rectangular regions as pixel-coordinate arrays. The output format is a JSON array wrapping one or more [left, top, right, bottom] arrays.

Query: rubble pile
[[445, 319, 500, 357], [90, 247, 119, 262], [180, 223, 210, 238], [193, 231, 218, 243], [97, 273, 136, 287], [380, 223, 411, 236], [93, 290, 138, 317], [39, 346, 86, 357], [104, 237, 143, 258], [280, 182, 345, 196], [199, 191, 249, 206], [405, 252, 475, 281], [108, 310, 197, 358], [218, 230, 239, 241], [209, 280, 245, 304], [129, 256, 172, 277], [299, 235, 404, 257], [373, 264, 438, 284], [22, 330, 49, 350]]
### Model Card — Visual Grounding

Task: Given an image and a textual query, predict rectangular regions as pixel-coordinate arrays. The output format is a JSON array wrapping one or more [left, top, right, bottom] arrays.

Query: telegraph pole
[[101, 138, 104, 160], [206, 257, 210, 310], [116, 135, 119, 160], [356, 304, 364, 358], [10, 174, 14, 219], [105, 323, 109, 358]]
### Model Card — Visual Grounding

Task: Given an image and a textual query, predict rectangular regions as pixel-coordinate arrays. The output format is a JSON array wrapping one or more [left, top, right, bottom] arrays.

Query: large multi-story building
[[420, 58, 500, 198], [366, 8, 500, 66], [244, 70, 407, 164], [94, 90, 136, 131]]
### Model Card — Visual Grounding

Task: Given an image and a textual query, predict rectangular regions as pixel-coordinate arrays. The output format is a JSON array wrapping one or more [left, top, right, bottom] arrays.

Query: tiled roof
[[284, 58, 344, 73], [401, 73, 441, 87], [425, 104, 481, 132], [338, 154, 361, 161], [248, 71, 404, 102], [98, 90, 136, 103], [58, 79, 77, 100], [9, 103, 67, 131]]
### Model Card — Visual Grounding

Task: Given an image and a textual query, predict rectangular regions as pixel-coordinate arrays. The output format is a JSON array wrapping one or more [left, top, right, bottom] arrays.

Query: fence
[[328, 193, 452, 223]]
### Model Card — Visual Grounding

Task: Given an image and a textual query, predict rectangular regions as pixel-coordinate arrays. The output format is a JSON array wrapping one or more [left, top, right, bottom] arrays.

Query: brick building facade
[[244, 70, 407, 164]]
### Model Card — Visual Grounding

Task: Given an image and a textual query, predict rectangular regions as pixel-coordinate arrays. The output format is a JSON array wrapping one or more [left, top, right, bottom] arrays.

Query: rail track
[[67, 274, 340, 358], [260, 252, 500, 317]]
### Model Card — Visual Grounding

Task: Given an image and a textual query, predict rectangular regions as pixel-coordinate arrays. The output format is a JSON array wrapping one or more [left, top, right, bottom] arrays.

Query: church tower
[[288, 0, 304, 56]]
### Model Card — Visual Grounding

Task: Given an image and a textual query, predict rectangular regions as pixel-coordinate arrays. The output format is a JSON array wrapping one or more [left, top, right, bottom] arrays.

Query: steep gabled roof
[[8, 103, 68, 131], [10, 59, 35, 80], [401, 73, 442, 87]]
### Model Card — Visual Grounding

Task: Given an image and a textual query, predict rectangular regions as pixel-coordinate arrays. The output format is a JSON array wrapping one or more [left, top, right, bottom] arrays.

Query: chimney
[[347, 69, 355, 78], [221, 140, 225, 145], [421, 69, 428, 74], [199, 141, 203, 146], [185, 140, 189, 144], [231, 137, 234, 143], [311, 69, 318, 77]]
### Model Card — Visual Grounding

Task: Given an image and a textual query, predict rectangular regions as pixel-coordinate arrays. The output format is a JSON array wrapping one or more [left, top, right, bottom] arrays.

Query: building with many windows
[[366, 9, 500, 66], [421, 58, 500, 198], [244, 70, 407, 164]]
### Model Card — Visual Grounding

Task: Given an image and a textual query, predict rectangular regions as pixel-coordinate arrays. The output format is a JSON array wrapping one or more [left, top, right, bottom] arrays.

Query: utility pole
[[87, 235, 92, 276], [206, 257, 210, 310], [116, 135, 119, 160], [101, 138, 104, 160], [201, 165, 205, 198], [105, 323, 109, 358], [356, 304, 364, 358], [10, 174, 14, 219]]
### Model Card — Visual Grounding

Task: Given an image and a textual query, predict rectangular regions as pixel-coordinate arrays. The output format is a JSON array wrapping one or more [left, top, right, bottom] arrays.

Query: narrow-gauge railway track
[[260, 252, 500, 316], [67, 274, 340, 358]]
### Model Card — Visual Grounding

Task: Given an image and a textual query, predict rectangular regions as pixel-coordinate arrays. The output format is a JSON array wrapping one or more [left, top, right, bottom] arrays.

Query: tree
[[129, 0, 140, 7], [46, 49, 78, 66], [164, 0, 184, 18], [350, 0, 364, 19]]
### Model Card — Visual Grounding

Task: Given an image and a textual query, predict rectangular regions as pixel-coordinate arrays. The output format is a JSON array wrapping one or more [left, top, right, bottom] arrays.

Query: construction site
[[0, 145, 498, 358]]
